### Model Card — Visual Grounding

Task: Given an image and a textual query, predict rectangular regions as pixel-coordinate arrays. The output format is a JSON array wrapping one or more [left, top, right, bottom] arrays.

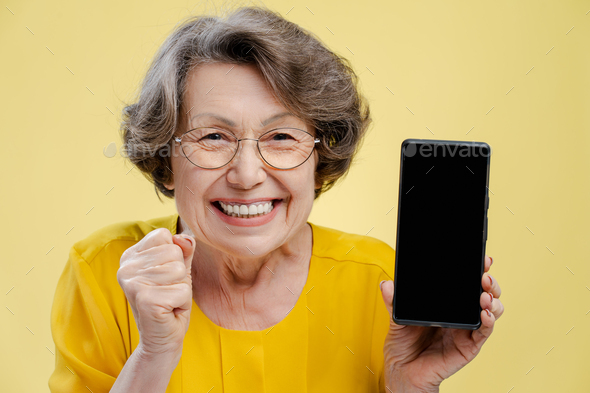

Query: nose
[[225, 139, 267, 189]]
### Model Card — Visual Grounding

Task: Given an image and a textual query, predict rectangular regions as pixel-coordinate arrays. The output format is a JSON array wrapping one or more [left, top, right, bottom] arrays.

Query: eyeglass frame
[[173, 126, 321, 170]]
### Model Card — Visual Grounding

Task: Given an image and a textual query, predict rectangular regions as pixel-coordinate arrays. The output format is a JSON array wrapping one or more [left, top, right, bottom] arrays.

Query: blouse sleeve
[[49, 244, 131, 392]]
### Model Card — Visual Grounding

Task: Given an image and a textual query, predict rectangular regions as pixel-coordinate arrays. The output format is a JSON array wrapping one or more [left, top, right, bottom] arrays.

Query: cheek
[[168, 153, 183, 182], [312, 151, 321, 188], [290, 167, 317, 205], [170, 154, 197, 187]]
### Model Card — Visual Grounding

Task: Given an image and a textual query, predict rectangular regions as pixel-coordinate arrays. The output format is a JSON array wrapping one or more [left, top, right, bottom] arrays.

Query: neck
[[177, 216, 313, 329]]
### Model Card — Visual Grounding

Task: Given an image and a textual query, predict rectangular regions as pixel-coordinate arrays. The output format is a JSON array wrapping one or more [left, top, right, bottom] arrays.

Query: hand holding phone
[[380, 255, 501, 392], [377, 139, 504, 391]]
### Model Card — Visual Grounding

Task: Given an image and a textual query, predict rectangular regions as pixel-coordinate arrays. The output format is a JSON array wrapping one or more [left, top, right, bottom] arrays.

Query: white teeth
[[218, 201, 275, 218]]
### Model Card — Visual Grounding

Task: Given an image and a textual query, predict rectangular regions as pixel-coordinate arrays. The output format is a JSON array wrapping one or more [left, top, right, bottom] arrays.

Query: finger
[[138, 261, 188, 285], [379, 280, 394, 318], [480, 291, 494, 312], [472, 308, 495, 347], [134, 228, 174, 252], [144, 283, 193, 314], [484, 255, 493, 273], [379, 280, 410, 331], [172, 234, 195, 271], [490, 297, 504, 320], [128, 244, 185, 269], [482, 272, 501, 298], [163, 283, 193, 313], [480, 288, 505, 320], [479, 291, 503, 318]]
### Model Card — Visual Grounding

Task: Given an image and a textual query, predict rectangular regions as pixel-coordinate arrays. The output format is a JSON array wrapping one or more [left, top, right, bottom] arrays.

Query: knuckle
[[118, 259, 140, 278], [151, 227, 172, 241], [134, 289, 153, 309], [120, 246, 135, 266], [117, 264, 133, 285], [122, 277, 142, 297], [169, 244, 184, 261], [161, 244, 185, 264], [170, 262, 187, 280], [497, 299, 505, 313], [120, 248, 129, 262], [179, 282, 193, 298], [116, 268, 125, 286]]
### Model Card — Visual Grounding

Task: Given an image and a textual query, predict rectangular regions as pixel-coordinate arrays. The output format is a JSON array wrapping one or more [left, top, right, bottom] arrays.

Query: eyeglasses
[[174, 127, 320, 170]]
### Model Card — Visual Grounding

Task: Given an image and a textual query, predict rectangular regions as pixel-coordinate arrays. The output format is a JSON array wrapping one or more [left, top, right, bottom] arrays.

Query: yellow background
[[1, 0, 589, 391]]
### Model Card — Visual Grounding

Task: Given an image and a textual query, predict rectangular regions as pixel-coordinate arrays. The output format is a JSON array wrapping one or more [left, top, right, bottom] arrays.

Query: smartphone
[[392, 139, 491, 330]]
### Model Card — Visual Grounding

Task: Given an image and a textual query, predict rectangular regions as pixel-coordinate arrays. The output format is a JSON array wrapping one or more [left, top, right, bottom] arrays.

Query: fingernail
[[488, 275, 493, 286], [379, 280, 386, 291], [182, 235, 194, 247], [485, 309, 491, 317], [490, 256, 494, 266], [488, 292, 493, 303]]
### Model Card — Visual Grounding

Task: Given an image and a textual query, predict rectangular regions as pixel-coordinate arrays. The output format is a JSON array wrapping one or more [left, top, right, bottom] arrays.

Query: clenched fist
[[117, 228, 196, 357]]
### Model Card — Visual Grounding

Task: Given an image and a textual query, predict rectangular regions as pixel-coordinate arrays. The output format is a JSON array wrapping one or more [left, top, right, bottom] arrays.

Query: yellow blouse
[[49, 213, 395, 392]]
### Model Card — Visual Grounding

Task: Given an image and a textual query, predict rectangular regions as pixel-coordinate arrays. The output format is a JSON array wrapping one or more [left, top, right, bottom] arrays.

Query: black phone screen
[[393, 139, 490, 329]]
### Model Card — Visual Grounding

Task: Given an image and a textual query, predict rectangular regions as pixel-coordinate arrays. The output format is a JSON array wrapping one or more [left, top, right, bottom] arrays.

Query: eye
[[198, 129, 234, 142], [272, 133, 295, 141], [203, 133, 222, 140]]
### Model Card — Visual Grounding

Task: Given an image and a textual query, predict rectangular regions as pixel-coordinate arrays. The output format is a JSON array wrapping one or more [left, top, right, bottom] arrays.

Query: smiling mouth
[[212, 199, 281, 218]]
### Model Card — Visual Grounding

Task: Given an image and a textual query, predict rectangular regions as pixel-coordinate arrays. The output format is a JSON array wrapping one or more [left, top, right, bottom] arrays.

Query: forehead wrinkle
[[190, 112, 237, 127], [190, 111, 300, 128]]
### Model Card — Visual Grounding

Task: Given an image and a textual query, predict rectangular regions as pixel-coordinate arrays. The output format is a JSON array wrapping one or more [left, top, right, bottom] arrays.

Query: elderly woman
[[49, 6, 503, 393]]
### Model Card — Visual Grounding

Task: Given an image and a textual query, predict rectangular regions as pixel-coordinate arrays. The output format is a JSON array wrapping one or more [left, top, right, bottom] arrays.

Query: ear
[[314, 177, 323, 191], [163, 180, 174, 191], [163, 159, 175, 190]]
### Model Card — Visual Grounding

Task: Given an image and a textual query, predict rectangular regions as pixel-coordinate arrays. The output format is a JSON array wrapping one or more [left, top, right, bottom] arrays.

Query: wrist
[[386, 365, 440, 393], [135, 342, 183, 368], [110, 342, 182, 393], [386, 386, 439, 393]]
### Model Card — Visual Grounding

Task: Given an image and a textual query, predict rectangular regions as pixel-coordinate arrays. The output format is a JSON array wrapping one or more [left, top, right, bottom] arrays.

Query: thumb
[[379, 280, 394, 319], [172, 234, 196, 271]]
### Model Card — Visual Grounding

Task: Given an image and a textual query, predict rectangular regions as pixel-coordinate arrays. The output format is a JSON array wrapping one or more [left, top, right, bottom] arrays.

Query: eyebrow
[[190, 112, 296, 127]]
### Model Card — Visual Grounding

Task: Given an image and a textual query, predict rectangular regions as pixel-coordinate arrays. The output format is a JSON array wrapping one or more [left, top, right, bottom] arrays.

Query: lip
[[211, 199, 282, 227], [212, 198, 278, 204]]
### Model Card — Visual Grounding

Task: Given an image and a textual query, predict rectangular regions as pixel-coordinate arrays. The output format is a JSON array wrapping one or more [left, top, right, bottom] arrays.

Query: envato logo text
[[404, 142, 490, 158]]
